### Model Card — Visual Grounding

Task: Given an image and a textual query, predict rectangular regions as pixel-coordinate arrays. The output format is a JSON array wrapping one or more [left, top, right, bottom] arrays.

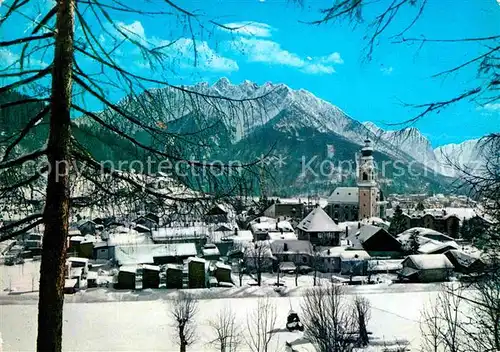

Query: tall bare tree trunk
[[37, 0, 74, 350]]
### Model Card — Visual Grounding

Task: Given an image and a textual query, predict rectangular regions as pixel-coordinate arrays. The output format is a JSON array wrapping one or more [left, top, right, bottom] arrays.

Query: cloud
[[116, 20, 146, 42], [380, 66, 394, 75], [166, 39, 239, 72], [481, 103, 500, 111], [0, 49, 18, 69], [229, 38, 342, 75], [101, 21, 238, 73], [222, 22, 274, 38], [320, 52, 344, 64], [301, 64, 335, 74]]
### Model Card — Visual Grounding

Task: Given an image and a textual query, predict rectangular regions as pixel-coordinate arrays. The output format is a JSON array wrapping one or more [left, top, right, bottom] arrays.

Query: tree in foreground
[[207, 305, 242, 352], [170, 293, 199, 352], [301, 284, 355, 352], [245, 296, 278, 352], [244, 241, 271, 286], [353, 296, 371, 347]]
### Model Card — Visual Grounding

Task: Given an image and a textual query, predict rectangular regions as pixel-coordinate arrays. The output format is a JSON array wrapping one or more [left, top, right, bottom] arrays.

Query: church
[[325, 139, 386, 222]]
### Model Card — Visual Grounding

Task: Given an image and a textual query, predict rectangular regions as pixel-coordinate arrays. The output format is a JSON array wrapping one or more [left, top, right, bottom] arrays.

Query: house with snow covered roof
[[399, 254, 454, 282], [269, 240, 313, 266], [263, 202, 305, 219], [205, 204, 229, 223], [351, 225, 403, 258], [444, 249, 486, 274], [401, 211, 460, 238], [297, 205, 343, 246]]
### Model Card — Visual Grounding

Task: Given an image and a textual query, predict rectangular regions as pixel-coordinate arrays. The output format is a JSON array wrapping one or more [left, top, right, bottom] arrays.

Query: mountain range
[[362, 122, 483, 177], [2, 78, 485, 196]]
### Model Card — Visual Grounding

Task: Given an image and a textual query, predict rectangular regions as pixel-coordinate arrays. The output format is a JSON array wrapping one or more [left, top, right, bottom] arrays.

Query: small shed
[[214, 262, 232, 283], [77, 220, 97, 236], [68, 236, 84, 255], [188, 257, 207, 289], [141, 264, 160, 289], [202, 243, 221, 261], [399, 254, 454, 282], [134, 216, 158, 230], [93, 242, 114, 260], [117, 266, 137, 289], [165, 264, 183, 289]]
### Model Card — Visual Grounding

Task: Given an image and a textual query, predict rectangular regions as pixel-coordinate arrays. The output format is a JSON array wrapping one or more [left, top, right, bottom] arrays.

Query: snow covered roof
[[398, 227, 450, 240], [165, 264, 183, 270], [187, 256, 206, 264], [327, 187, 359, 204], [119, 265, 137, 274], [248, 216, 275, 226], [364, 217, 390, 227], [418, 240, 459, 254], [142, 264, 160, 271], [270, 240, 313, 254], [67, 257, 89, 263], [107, 230, 152, 246], [297, 206, 342, 233], [318, 246, 349, 258], [209, 230, 254, 243], [114, 243, 197, 265], [68, 229, 82, 236], [356, 224, 386, 243], [368, 259, 403, 272], [267, 231, 297, 241], [69, 236, 85, 242], [404, 254, 454, 270], [202, 245, 220, 257], [215, 262, 231, 270], [446, 250, 483, 268], [133, 224, 151, 232], [152, 226, 208, 240], [340, 250, 370, 260]]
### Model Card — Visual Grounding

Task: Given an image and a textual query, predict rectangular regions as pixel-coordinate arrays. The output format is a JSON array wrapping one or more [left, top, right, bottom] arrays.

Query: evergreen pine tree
[[389, 205, 407, 235]]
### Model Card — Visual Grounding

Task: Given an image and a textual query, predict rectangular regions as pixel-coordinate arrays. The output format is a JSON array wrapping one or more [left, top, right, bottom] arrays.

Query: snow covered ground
[[0, 288, 437, 351], [0, 261, 447, 351]]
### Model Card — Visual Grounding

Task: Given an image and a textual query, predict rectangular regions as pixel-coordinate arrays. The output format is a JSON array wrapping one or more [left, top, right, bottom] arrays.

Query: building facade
[[325, 139, 385, 221]]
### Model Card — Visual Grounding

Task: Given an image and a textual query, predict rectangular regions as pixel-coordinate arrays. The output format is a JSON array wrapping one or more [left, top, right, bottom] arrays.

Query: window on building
[[362, 172, 368, 181]]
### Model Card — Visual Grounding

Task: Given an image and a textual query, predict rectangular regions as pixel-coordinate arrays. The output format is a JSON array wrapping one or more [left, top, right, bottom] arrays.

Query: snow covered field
[[0, 260, 448, 351], [0, 291, 434, 352], [0, 283, 442, 351]]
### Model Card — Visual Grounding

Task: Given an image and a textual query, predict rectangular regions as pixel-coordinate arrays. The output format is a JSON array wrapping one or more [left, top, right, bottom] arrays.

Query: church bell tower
[[357, 139, 378, 220]]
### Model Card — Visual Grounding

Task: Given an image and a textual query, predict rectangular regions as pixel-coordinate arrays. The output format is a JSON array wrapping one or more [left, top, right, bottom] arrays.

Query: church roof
[[327, 187, 359, 204], [297, 206, 342, 233]]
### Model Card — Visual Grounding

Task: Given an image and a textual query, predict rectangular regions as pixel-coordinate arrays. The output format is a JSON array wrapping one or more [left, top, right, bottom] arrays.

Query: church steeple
[[357, 139, 378, 219], [358, 139, 376, 185]]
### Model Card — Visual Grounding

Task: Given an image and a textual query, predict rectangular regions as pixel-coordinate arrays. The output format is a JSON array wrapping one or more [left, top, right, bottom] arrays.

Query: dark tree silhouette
[[388, 205, 407, 235]]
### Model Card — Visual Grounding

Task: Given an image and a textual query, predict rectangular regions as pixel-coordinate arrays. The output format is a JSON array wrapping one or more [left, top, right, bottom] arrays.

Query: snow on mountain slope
[[363, 122, 437, 168], [363, 122, 486, 177], [434, 139, 483, 176], [88, 78, 416, 162]]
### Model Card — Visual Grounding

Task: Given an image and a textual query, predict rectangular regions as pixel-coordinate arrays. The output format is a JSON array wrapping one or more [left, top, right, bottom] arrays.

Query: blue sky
[[1, 0, 499, 147]]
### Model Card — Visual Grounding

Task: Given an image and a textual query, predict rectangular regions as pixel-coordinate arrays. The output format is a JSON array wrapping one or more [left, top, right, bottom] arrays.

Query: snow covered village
[[1, 0, 500, 351], [1, 138, 497, 352]]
